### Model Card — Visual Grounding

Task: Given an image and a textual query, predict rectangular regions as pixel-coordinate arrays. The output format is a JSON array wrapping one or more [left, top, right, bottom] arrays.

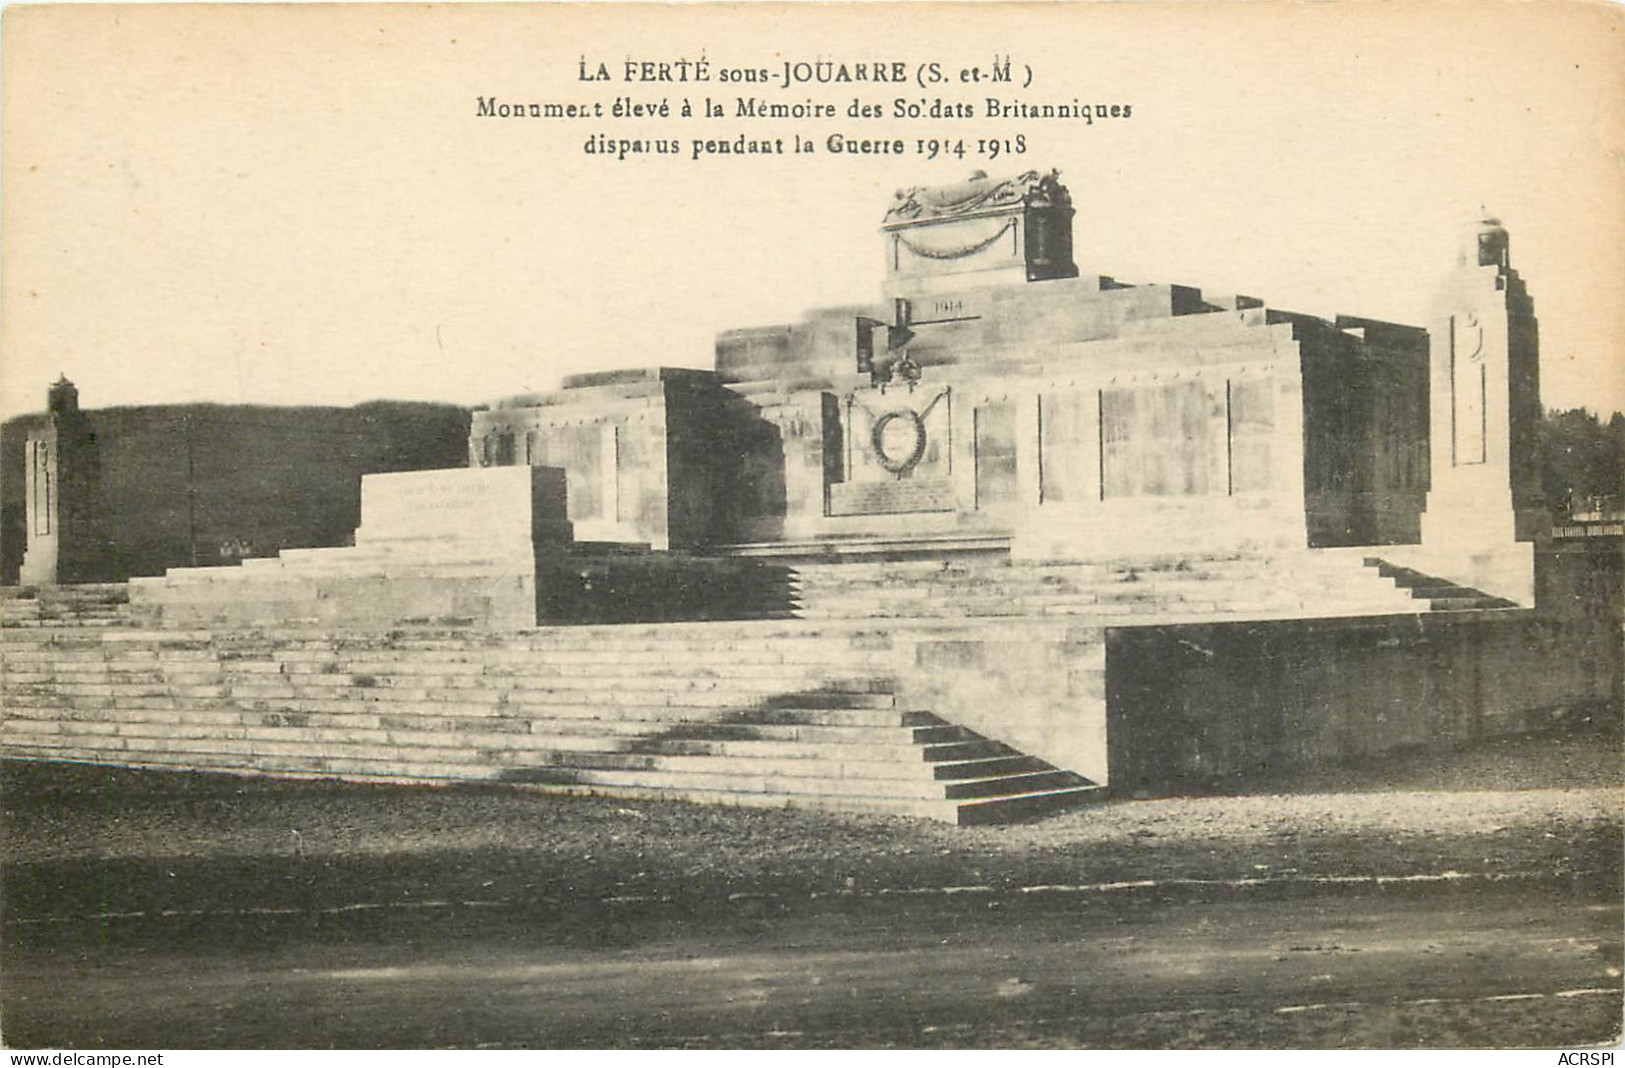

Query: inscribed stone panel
[[358, 466, 564, 546], [1101, 389, 1136, 499], [495, 430, 517, 467], [1451, 314, 1487, 466], [1101, 382, 1213, 498], [1039, 391, 1093, 503], [974, 401, 1018, 508], [32, 442, 51, 535], [1228, 379, 1275, 495], [827, 477, 956, 516], [737, 418, 787, 519], [564, 424, 603, 521]]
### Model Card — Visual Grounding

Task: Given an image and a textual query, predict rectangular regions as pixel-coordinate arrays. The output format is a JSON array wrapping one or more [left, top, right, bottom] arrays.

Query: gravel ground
[[4, 723, 1619, 920], [3, 725, 1620, 1050]]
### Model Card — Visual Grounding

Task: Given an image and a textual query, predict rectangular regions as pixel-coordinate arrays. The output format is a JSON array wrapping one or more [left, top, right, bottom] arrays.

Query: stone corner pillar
[[1405, 217, 1544, 602]]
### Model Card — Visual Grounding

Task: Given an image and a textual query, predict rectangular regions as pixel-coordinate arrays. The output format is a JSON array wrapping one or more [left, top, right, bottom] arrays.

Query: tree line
[[1541, 408, 1625, 519]]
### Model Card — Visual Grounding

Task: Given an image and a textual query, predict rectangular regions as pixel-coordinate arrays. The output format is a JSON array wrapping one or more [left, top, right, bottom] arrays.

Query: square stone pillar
[[1402, 218, 1544, 603]]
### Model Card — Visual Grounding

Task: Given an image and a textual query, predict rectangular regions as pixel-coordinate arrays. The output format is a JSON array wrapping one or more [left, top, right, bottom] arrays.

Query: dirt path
[[5, 883, 1618, 1048], [3, 726, 1620, 1049]]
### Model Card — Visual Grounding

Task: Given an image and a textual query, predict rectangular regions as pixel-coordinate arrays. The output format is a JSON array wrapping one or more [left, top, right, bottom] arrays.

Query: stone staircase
[[121, 537, 541, 630], [508, 684, 1100, 825], [0, 584, 131, 627], [2, 548, 1510, 823], [1363, 558, 1520, 612], [0, 620, 1101, 824], [786, 550, 1422, 623], [122, 544, 799, 629]]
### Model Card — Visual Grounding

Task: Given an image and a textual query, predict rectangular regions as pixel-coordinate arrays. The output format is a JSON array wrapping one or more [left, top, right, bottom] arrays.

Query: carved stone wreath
[[871, 409, 928, 475]]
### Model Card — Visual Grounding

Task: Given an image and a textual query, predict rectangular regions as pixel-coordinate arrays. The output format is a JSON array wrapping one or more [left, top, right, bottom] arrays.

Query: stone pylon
[[1402, 217, 1545, 603], [19, 376, 93, 586]]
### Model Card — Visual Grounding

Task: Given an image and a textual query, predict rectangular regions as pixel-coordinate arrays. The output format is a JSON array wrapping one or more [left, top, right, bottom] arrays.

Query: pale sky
[[4, 2, 1623, 424]]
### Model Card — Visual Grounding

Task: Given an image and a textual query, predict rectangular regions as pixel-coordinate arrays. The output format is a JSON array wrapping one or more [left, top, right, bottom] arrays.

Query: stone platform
[[0, 618, 1106, 824], [126, 467, 571, 630], [5, 545, 1613, 822]]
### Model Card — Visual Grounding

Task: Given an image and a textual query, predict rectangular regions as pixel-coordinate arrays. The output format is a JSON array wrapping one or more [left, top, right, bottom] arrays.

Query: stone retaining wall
[[2, 599, 1616, 812], [1105, 610, 1621, 795]]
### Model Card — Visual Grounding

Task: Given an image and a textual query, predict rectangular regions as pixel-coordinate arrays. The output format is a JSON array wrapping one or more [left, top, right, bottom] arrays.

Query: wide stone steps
[[0, 622, 871, 659], [4, 713, 1098, 825], [718, 532, 1013, 561], [782, 550, 1423, 624], [536, 749, 943, 779], [506, 762, 1091, 804], [505, 781, 970, 821], [533, 719, 955, 748], [0, 710, 977, 754], [944, 769, 1083, 799], [0, 619, 1101, 824], [0, 720, 950, 760], [604, 736, 939, 761], [788, 552, 1365, 579], [158, 558, 520, 581], [2, 701, 944, 741], [1364, 558, 1521, 612], [0, 546, 1524, 825], [0, 584, 134, 626], [5, 690, 920, 721], [507, 778, 1106, 823], [487, 690, 1100, 824], [513, 765, 956, 801], [128, 539, 799, 628], [791, 580, 1414, 623], [932, 753, 1049, 778], [792, 569, 1394, 588], [921, 737, 1015, 761]]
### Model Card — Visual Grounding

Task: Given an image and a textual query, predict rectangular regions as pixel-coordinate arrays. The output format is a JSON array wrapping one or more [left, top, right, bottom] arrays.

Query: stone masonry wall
[[1, 402, 470, 585], [1104, 610, 1620, 796], [2, 598, 1614, 804], [898, 620, 1109, 784]]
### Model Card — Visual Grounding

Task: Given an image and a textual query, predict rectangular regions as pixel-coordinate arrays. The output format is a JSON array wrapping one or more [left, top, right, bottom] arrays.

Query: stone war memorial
[[1, 170, 1617, 823]]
